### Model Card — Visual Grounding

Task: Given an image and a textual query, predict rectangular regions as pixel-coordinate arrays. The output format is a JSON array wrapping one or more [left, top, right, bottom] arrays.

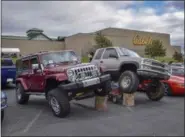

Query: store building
[[65, 27, 178, 57], [2, 27, 181, 57]]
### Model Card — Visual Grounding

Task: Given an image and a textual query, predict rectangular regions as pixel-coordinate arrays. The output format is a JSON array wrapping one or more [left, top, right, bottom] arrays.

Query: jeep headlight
[[67, 69, 75, 81], [67, 69, 74, 77], [93, 65, 101, 76]]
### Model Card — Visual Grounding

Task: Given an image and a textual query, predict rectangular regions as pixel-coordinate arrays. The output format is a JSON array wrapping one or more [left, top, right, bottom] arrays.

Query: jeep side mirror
[[109, 54, 118, 59]]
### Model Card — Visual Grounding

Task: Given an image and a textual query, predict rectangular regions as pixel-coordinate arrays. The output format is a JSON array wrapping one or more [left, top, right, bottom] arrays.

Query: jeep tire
[[47, 88, 70, 118], [94, 80, 111, 96], [146, 81, 165, 101], [16, 83, 29, 104], [119, 71, 139, 94]]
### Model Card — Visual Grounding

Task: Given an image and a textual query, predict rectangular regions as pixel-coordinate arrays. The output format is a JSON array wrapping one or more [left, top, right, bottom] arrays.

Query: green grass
[[81, 56, 89, 63]]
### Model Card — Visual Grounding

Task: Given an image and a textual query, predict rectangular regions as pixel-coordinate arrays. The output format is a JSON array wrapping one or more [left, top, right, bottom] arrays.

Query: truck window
[[102, 48, 118, 59], [94, 49, 104, 60], [1, 59, 13, 66]]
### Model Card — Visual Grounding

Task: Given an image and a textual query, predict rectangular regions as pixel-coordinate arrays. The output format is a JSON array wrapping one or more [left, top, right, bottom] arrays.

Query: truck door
[[100, 48, 120, 77], [91, 49, 104, 67]]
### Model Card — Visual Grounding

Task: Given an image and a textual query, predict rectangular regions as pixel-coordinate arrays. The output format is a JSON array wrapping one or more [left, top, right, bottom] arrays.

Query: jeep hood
[[43, 63, 93, 73]]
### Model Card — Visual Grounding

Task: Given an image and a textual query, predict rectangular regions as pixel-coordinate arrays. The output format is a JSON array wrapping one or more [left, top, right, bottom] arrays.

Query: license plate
[[7, 78, 13, 82], [82, 78, 100, 87]]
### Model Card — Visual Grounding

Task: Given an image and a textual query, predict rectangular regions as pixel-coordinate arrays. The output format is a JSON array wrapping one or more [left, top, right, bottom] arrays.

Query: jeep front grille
[[67, 65, 100, 82]]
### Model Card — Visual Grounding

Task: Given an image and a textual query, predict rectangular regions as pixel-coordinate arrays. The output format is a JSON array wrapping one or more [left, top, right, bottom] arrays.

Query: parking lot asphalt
[[1, 85, 184, 136]]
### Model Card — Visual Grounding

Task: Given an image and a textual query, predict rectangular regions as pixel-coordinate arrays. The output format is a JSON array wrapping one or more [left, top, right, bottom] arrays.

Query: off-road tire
[[47, 88, 70, 118], [1, 110, 4, 122], [94, 80, 112, 96], [146, 81, 165, 101], [119, 71, 139, 94], [16, 83, 29, 104]]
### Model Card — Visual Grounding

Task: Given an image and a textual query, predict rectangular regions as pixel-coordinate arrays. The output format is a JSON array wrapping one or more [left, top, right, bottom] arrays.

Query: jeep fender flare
[[119, 61, 139, 72], [45, 73, 68, 82], [16, 78, 29, 91]]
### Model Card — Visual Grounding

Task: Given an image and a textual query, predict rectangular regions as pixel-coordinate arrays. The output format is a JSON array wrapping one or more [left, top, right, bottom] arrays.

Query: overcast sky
[[2, 1, 184, 47]]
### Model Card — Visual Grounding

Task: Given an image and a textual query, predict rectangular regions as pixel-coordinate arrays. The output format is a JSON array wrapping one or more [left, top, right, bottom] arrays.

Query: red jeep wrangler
[[15, 50, 111, 118]]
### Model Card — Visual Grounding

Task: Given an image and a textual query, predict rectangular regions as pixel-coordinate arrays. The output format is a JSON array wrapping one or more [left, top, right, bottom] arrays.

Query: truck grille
[[67, 65, 99, 82], [152, 62, 165, 68], [142, 59, 168, 74]]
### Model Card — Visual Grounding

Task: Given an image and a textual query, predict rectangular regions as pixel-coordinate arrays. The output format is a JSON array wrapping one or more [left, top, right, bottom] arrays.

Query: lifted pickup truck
[[15, 50, 111, 118], [91, 47, 170, 101]]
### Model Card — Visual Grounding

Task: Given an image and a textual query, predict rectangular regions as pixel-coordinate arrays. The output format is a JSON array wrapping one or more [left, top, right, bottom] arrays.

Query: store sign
[[133, 35, 153, 46]]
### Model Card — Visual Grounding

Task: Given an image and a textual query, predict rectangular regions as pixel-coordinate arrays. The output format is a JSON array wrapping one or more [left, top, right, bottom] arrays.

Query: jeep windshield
[[119, 47, 140, 57], [40, 51, 78, 67]]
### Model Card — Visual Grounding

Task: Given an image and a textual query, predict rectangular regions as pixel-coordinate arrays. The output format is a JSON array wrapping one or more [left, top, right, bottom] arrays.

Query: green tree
[[94, 32, 113, 49], [145, 40, 166, 58], [173, 51, 183, 62]]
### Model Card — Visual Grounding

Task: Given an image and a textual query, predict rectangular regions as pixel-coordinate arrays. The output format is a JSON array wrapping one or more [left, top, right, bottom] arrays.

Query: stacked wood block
[[95, 96, 108, 111], [123, 93, 135, 107]]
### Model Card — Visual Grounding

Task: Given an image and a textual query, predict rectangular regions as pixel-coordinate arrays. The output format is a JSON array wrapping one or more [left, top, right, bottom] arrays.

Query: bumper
[[59, 74, 111, 93], [137, 69, 170, 80], [1, 104, 8, 110], [171, 85, 185, 96]]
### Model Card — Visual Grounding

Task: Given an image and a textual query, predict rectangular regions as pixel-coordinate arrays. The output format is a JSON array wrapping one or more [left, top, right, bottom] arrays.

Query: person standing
[[88, 51, 94, 62]]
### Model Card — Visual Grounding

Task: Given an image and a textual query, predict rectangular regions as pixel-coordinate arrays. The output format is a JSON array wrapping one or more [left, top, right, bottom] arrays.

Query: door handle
[[100, 60, 103, 63]]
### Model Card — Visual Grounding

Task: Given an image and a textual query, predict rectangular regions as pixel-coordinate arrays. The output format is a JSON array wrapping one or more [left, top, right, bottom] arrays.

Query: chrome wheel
[[16, 87, 22, 101], [50, 97, 60, 114], [121, 76, 131, 88]]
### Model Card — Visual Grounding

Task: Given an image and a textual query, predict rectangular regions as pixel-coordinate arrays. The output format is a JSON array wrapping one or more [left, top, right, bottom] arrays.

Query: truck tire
[[16, 83, 29, 104], [1, 110, 4, 122], [119, 71, 139, 94], [146, 81, 165, 101], [47, 88, 70, 118], [94, 80, 111, 96]]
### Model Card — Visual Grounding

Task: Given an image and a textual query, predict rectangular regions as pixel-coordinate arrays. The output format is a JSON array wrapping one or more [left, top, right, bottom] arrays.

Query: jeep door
[[18, 58, 32, 89], [29, 56, 45, 91]]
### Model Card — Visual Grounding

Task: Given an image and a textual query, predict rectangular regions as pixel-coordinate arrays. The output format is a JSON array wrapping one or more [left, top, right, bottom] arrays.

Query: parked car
[[1, 91, 8, 122], [139, 66, 184, 96], [170, 63, 184, 67], [91, 47, 170, 102], [15, 50, 111, 118], [1, 58, 16, 88]]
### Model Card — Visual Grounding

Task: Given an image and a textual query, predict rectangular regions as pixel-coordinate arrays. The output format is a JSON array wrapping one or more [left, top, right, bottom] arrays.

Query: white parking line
[[21, 109, 43, 134], [126, 107, 134, 112]]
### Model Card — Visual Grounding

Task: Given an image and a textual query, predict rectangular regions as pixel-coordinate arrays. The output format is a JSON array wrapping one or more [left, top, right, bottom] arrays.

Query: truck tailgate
[[1, 66, 16, 82]]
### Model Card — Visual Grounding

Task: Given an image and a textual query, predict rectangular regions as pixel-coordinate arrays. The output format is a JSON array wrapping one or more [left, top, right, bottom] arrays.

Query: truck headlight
[[143, 66, 151, 70], [143, 60, 152, 65]]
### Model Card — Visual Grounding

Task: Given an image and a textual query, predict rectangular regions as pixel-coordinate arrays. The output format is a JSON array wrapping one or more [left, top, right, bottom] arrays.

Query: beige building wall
[[2, 39, 65, 56], [65, 28, 175, 57]]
